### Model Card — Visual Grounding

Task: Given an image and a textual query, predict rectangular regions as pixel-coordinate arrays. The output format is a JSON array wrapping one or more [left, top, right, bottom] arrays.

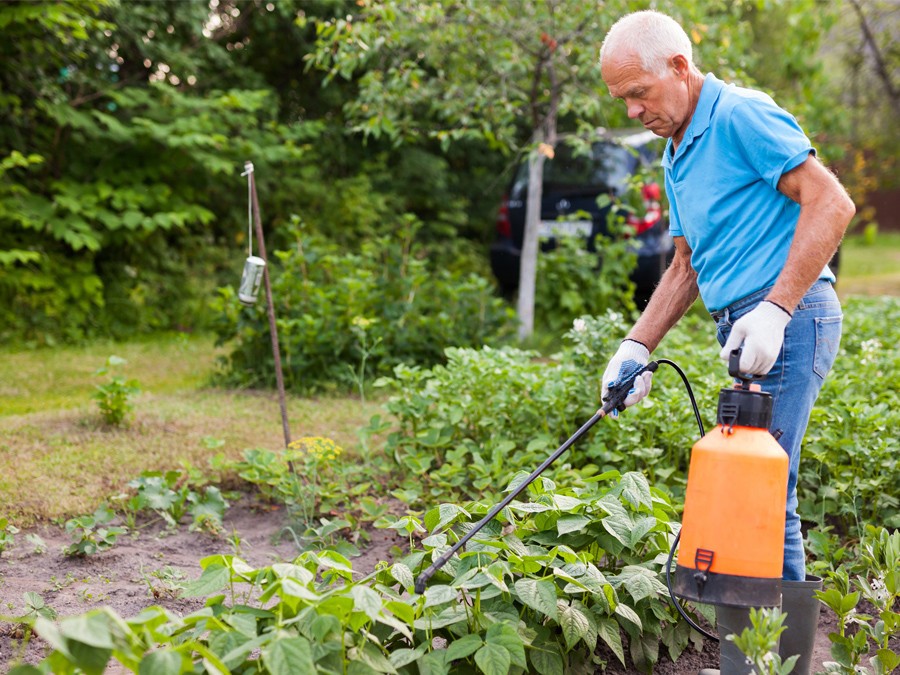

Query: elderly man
[[598, 10, 854, 675]]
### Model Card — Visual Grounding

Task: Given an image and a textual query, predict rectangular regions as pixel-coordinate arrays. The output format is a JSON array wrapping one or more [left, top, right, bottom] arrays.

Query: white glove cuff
[[758, 301, 793, 327], [619, 339, 650, 362]]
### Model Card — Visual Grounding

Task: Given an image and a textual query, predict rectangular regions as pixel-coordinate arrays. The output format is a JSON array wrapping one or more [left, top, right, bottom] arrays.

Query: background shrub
[[212, 217, 515, 393]]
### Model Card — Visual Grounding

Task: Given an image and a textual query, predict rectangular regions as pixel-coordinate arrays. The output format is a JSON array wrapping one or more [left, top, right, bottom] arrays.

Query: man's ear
[[670, 54, 690, 78]]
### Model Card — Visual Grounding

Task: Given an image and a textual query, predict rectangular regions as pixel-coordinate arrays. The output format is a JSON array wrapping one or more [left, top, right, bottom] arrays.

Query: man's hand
[[602, 339, 652, 416], [720, 301, 792, 375]]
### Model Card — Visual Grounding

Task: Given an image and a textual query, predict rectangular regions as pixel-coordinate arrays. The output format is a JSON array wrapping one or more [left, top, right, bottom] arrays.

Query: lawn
[[0, 334, 383, 524]]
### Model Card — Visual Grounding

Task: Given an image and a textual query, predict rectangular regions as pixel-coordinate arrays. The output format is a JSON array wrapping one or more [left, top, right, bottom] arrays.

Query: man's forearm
[[627, 248, 699, 353]]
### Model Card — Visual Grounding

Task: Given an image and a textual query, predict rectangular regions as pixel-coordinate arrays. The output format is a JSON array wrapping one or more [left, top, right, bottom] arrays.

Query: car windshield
[[510, 141, 640, 198]]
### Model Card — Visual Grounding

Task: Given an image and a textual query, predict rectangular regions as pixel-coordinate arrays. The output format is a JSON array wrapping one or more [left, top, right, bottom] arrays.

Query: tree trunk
[[516, 147, 546, 340]]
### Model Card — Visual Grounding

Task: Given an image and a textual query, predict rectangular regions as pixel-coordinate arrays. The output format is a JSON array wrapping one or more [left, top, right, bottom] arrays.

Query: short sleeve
[[729, 98, 815, 190], [664, 175, 682, 237]]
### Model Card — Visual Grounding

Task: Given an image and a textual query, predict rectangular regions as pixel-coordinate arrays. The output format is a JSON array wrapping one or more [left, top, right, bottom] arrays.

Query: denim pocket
[[813, 315, 842, 379]]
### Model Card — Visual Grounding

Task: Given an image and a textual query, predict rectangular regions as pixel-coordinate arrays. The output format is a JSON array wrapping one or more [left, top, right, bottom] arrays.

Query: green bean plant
[[92, 355, 140, 427], [63, 504, 126, 557], [815, 526, 900, 674], [11, 470, 704, 674], [728, 608, 797, 675], [0, 516, 18, 555]]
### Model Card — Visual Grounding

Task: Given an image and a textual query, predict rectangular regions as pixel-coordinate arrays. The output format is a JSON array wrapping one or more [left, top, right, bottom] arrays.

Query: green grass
[[0, 334, 384, 525], [837, 231, 900, 298], [0, 333, 220, 416]]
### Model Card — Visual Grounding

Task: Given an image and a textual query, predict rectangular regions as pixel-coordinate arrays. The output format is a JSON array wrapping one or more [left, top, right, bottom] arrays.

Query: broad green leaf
[[59, 612, 114, 649], [353, 641, 397, 673], [556, 514, 590, 536], [514, 578, 559, 620], [414, 604, 469, 630], [390, 562, 414, 590], [614, 603, 643, 630], [551, 494, 582, 511], [617, 565, 665, 603], [350, 584, 383, 623], [598, 617, 626, 666], [485, 623, 526, 668], [558, 602, 590, 649], [620, 472, 653, 509], [262, 636, 316, 675], [181, 564, 229, 597], [385, 600, 415, 625], [474, 643, 510, 675], [529, 643, 565, 675], [424, 584, 456, 608], [424, 503, 469, 533], [389, 644, 428, 669], [445, 633, 483, 662]]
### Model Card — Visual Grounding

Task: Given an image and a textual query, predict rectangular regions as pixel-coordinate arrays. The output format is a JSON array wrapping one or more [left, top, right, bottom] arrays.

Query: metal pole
[[245, 161, 292, 449]]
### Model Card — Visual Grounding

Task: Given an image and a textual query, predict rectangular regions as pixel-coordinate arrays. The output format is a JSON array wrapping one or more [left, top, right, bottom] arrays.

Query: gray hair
[[600, 10, 694, 76]]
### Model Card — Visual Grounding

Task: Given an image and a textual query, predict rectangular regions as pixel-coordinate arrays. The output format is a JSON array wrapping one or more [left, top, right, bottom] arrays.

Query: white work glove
[[601, 339, 653, 417], [720, 301, 792, 375]]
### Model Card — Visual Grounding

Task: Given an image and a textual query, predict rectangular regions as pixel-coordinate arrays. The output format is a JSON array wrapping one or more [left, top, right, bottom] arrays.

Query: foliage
[[93, 355, 140, 427], [375, 296, 900, 535], [227, 438, 385, 557], [372, 308, 717, 506], [13, 470, 704, 674], [799, 297, 900, 535], [0, 516, 19, 556], [728, 608, 798, 675], [814, 526, 900, 675], [534, 232, 636, 337], [212, 221, 515, 393], [63, 504, 126, 557], [117, 470, 228, 533]]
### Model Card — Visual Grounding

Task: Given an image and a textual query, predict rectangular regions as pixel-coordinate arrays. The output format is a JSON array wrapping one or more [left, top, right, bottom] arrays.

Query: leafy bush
[[376, 296, 900, 537], [373, 309, 718, 506], [812, 526, 900, 674], [534, 233, 636, 337], [212, 219, 515, 392], [15, 471, 699, 674]]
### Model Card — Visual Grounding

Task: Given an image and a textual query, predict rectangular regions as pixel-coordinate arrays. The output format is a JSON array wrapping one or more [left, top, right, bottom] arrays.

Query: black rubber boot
[[778, 575, 823, 675], [698, 605, 755, 675]]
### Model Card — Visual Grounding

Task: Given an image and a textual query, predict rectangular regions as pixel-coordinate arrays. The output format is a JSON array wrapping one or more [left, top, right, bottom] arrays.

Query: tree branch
[[847, 0, 899, 115]]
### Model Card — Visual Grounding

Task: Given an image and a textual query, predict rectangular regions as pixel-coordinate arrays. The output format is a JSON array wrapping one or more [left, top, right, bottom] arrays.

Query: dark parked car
[[489, 128, 674, 309]]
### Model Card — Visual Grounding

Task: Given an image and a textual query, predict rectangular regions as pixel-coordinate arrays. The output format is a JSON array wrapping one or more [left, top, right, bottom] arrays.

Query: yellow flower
[[288, 436, 343, 461]]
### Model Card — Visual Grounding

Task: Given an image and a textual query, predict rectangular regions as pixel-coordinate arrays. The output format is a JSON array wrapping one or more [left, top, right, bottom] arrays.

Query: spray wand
[[413, 361, 659, 595]]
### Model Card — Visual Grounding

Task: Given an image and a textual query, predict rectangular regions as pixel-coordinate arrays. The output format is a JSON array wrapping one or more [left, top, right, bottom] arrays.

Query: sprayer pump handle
[[728, 348, 763, 388]]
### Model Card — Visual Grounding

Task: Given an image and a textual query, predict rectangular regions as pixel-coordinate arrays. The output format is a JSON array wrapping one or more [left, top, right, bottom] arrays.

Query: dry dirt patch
[[0, 494, 405, 671]]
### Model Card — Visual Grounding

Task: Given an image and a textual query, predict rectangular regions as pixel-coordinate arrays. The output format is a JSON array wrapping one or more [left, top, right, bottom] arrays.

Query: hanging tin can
[[238, 255, 266, 306]]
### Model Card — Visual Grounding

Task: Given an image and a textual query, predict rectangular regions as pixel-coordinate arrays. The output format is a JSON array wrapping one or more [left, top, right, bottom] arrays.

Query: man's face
[[602, 52, 691, 140]]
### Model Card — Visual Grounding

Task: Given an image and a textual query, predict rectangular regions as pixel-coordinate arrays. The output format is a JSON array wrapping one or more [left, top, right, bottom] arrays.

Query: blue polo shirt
[[663, 73, 832, 311]]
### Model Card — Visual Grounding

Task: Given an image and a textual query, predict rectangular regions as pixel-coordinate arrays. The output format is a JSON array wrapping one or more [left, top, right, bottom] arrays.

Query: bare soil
[[0, 498, 861, 673]]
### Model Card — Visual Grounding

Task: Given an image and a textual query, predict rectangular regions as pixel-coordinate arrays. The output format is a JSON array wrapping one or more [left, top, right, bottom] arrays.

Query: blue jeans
[[711, 280, 842, 580]]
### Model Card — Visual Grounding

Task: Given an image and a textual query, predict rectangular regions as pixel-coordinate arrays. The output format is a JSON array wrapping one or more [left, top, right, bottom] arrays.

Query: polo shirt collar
[[662, 73, 724, 168]]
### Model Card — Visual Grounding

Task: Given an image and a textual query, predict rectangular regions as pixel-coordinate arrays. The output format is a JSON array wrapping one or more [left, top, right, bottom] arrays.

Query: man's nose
[[626, 100, 643, 118]]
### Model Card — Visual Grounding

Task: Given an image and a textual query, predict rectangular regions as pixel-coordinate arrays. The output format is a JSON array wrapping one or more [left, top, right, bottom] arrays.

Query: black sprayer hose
[[655, 359, 719, 642], [413, 361, 659, 595]]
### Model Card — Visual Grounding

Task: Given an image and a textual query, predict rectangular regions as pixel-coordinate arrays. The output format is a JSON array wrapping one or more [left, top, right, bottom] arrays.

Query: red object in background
[[626, 181, 662, 235], [495, 195, 512, 238]]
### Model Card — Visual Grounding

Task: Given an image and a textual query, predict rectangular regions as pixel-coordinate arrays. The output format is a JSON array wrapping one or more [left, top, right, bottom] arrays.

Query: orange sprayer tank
[[673, 381, 788, 608]]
